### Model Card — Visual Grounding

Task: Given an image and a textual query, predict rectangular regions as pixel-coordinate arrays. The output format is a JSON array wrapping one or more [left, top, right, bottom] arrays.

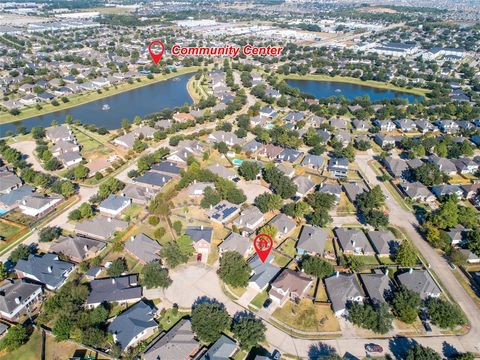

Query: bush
[[148, 216, 160, 226]]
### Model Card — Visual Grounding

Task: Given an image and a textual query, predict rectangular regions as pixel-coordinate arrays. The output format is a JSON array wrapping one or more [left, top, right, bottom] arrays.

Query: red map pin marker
[[148, 40, 165, 65], [254, 233, 273, 263]]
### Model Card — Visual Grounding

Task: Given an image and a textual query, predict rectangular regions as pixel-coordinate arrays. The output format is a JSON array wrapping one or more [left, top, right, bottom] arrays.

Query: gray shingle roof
[[199, 335, 237, 360], [324, 273, 363, 313], [143, 319, 200, 360], [75, 215, 128, 240], [248, 254, 280, 289], [185, 226, 213, 244], [397, 270, 441, 299], [335, 228, 374, 254], [124, 233, 162, 263], [359, 271, 391, 304], [297, 225, 328, 255], [366, 230, 398, 256], [50, 235, 106, 261], [219, 232, 251, 256], [86, 274, 142, 305], [108, 300, 157, 350], [0, 279, 42, 314], [99, 194, 131, 211], [15, 253, 74, 289]]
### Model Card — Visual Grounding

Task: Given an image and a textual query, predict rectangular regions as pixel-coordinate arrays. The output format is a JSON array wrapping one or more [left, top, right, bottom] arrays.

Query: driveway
[[237, 180, 271, 203], [11, 140, 44, 172]]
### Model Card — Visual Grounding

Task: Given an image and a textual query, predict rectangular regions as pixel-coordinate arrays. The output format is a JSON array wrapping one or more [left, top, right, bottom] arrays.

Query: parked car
[[449, 262, 457, 270], [272, 349, 281, 360], [263, 298, 272, 309], [422, 321, 432, 332], [365, 344, 383, 353]]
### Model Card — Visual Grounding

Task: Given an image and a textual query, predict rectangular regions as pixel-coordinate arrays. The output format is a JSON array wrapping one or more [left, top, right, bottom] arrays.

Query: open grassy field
[[280, 73, 430, 97], [0, 67, 200, 125], [272, 299, 340, 332], [0, 330, 42, 360]]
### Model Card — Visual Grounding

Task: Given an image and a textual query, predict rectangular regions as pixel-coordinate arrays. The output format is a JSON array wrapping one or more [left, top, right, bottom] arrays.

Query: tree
[[308, 209, 332, 227], [107, 258, 127, 277], [347, 302, 393, 334], [9, 244, 30, 264], [79, 202, 94, 218], [364, 210, 389, 228], [0, 262, 7, 281], [302, 256, 334, 279], [53, 316, 73, 340], [31, 126, 45, 139], [395, 241, 417, 267], [73, 165, 89, 180], [217, 251, 251, 288], [426, 297, 466, 329], [429, 198, 459, 229], [238, 161, 260, 181], [457, 206, 479, 229], [154, 227, 166, 240], [254, 193, 283, 213], [0, 325, 29, 352], [39, 226, 61, 242], [413, 163, 446, 186], [68, 209, 82, 221], [191, 302, 231, 343], [200, 187, 221, 209], [141, 262, 172, 289], [258, 224, 277, 239], [406, 344, 441, 360], [148, 216, 160, 226], [161, 242, 189, 268], [232, 315, 266, 350], [283, 201, 311, 219], [60, 181, 75, 197], [392, 285, 421, 324], [172, 220, 183, 236]]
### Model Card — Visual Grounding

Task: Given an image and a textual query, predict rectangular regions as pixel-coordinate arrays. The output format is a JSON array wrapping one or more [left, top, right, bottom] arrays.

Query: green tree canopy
[[191, 302, 231, 344], [302, 256, 334, 279], [217, 251, 251, 288], [141, 262, 172, 289], [232, 315, 266, 350]]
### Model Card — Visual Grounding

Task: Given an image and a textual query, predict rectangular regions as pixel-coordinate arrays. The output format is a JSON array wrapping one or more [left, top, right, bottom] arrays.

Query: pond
[[286, 79, 424, 103], [0, 73, 193, 135]]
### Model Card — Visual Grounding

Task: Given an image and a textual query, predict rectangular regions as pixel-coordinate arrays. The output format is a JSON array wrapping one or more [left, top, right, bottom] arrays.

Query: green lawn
[[159, 309, 190, 331], [250, 291, 269, 309], [0, 221, 22, 239], [0, 330, 41, 360], [273, 253, 291, 268], [279, 238, 296, 257]]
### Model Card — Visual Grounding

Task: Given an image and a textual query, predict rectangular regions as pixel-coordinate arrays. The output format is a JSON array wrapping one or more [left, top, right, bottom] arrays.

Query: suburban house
[[301, 154, 324, 170], [0, 185, 34, 213], [0, 170, 22, 194], [335, 228, 375, 255], [0, 279, 43, 322], [394, 119, 417, 132], [297, 225, 328, 256], [359, 270, 392, 305], [198, 335, 238, 360], [432, 184, 463, 199], [278, 148, 303, 163], [259, 106, 277, 118], [57, 151, 83, 167], [207, 201, 241, 224], [318, 183, 342, 202], [293, 176, 315, 198], [248, 254, 281, 292], [208, 131, 242, 146], [383, 157, 408, 178], [427, 156, 457, 176], [86, 274, 142, 307], [50, 235, 106, 263], [133, 172, 172, 190], [123, 184, 155, 205], [399, 182, 435, 202], [243, 139, 263, 154], [232, 206, 264, 234], [219, 232, 252, 258], [98, 194, 132, 217], [108, 300, 158, 351], [269, 269, 313, 306], [15, 253, 74, 291], [150, 161, 183, 178], [186, 181, 215, 197], [142, 319, 201, 360], [328, 157, 349, 178], [18, 194, 63, 217], [206, 164, 236, 180], [374, 134, 396, 149], [45, 125, 73, 143], [373, 119, 396, 132], [366, 230, 398, 257], [51, 140, 80, 156], [434, 120, 459, 134], [75, 215, 129, 241], [342, 182, 366, 202], [258, 144, 284, 159], [267, 214, 296, 239], [173, 112, 195, 123], [324, 273, 364, 317], [397, 269, 441, 300], [124, 233, 162, 264], [277, 163, 295, 178], [185, 226, 213, 263]]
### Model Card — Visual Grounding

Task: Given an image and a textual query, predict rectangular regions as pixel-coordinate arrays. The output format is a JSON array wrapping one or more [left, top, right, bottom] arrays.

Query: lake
[[0, 73, 193, 135], [286, 79, 424, 103]]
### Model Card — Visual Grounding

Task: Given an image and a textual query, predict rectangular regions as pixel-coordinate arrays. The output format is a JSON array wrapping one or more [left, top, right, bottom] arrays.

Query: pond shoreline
[[281, 73, 429, 97], [0, 67, 199, 126]]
